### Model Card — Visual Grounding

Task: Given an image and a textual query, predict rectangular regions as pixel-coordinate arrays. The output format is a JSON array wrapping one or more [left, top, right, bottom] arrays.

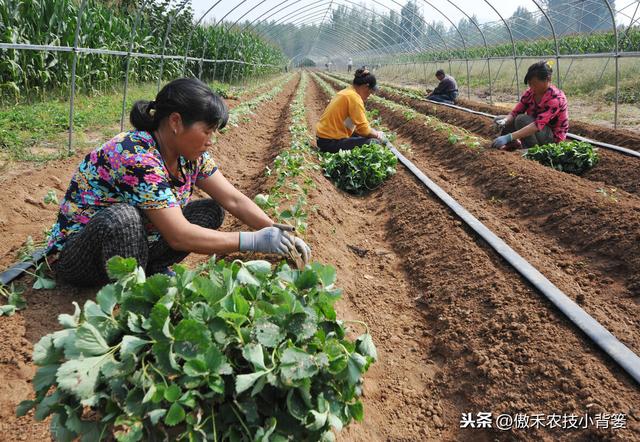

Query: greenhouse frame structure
[[0, 0, 638, 152]]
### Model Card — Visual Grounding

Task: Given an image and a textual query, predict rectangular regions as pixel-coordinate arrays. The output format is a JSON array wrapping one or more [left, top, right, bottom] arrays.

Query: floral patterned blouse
[[510, 84, 569, 142], [47, 130, 218, 251]]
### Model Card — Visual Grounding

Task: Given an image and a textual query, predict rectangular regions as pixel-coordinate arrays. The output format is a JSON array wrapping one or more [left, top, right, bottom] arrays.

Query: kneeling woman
[[492, 61, 568, 150], [48, 78, 311, 287], [315, 67, 386, 153]]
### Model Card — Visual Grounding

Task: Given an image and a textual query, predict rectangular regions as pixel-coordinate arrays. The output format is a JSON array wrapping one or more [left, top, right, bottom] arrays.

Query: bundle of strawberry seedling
[[523, 140, 599, 175], [321, 143, 398, 195], [19, 257, 376, 441]]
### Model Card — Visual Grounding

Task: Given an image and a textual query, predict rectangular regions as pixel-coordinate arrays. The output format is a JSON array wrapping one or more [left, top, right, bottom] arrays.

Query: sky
[[189, 0, 636, 28], [189, 0, 528, 27]]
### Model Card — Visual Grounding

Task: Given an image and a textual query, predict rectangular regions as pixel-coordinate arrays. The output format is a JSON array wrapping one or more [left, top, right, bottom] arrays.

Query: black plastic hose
[[388, 143, 640, 384]]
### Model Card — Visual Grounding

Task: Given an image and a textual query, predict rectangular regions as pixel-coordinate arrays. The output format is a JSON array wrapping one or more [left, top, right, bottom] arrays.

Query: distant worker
[[492, 61, 568, 150], [427, 69, 458, 104], [315, 67, 387, 153], [347, 57, 353, 73]]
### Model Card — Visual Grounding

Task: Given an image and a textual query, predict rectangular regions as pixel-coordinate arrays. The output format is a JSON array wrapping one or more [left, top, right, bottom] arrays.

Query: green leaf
[[107, 256, 137, 280], [349, 401, 364, 422], [253, 318, 284, 348], [75, 322, 110, 356], [96, 284, 118, 315], [33, 274, 56, 290], [236, 370, 268, 394], [313, 264, 337, 287], [0, 305, 16, 316], [174, 319, 209, 359], [192, 276, 225, 305], [295, 269, 319, 290], [57, 355, 111, 400], [286, 311, 318, 341], [58, 302, 81, 329], [164, 384, 181, 402], [286, 389, 308, 421], [280, 348, 321, 382], [164, 402, 185, 426], [33, 364, 59, 394], [148, 303, 171, 340], [232, 292, 250, 316], [16, 400, 36, 417], [346, 352, 368, 387], [356, 333, 378, 361], [242, 343, 267, 371], [244, 260, 272, 276], [236, 267, 260, 286], [147, 409, 166, 425], [120, 335, 150, 357]]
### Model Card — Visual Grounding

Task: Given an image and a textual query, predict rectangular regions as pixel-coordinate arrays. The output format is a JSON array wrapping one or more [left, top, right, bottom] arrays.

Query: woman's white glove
[[376, 130, 388, 143], [293, 237, 312, 265], [239, 227, 293, 256]]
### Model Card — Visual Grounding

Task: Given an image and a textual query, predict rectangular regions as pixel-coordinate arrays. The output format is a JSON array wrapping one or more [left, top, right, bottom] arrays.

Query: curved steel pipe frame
[[3, 0, 633, 151]]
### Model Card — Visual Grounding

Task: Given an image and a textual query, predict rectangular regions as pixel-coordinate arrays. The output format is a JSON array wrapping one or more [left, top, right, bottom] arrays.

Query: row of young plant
[[253, 73, 319, 236], [0, 75, 293, 315], [16, 72, 377, 442], [221, 74, 295, 133], [324, 72, 599, 175], [308, 73, 399, 195]]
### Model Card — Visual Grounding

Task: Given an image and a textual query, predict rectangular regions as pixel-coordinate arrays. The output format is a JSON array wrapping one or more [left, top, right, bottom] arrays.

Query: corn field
[[0, 0, 286, 102], [410, 28, 640, 63]]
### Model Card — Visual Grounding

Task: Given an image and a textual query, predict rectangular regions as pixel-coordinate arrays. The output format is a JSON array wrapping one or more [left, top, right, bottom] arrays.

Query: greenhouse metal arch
[[0, 0, 636, 153]]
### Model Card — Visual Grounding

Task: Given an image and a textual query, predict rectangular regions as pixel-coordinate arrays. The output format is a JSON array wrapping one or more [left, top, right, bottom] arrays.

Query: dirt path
[[307, 73, 640, 441], [0, 75, 300, 441]]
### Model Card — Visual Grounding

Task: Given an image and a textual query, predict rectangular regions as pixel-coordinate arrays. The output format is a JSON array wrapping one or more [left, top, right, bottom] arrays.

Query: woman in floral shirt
[[51, 78, 311, 286], [492, 61, 569, 150]]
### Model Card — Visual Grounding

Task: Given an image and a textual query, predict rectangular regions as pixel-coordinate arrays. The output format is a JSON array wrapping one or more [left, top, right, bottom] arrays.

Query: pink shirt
[[510, 85, 569, 142]]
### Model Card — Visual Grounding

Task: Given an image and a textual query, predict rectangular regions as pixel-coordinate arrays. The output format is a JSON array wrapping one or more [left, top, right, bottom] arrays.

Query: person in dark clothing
[[427, 69, 459, 104]]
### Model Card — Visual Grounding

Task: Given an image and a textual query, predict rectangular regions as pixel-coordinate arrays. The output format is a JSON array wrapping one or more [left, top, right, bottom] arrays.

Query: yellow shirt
[[316, 86, 372, 139]]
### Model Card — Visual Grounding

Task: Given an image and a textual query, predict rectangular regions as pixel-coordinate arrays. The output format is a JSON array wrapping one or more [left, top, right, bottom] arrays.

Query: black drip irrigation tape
[[0, 247, 48, 286], [386, 141, 640, 385]]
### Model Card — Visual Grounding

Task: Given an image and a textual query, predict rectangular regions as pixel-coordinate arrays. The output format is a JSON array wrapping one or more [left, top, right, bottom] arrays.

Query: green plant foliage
[[18, 256, 376, 441], [0, 0, 286, 102], [523, 140, 599, 175], [322, 143, 398, 195]]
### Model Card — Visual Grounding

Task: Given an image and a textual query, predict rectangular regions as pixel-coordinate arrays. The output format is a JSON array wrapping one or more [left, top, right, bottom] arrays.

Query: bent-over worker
[[48, 78, 311, 287], [427, 69, 459, 104], [315, 67, 386, 153], [492, 61, 569, 150]]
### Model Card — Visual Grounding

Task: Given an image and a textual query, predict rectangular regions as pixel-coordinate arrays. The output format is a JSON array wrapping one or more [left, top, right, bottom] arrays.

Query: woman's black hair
[[130, 78, 229, 132], [524, 61, 553, 85], [353, 66, 377, 90]]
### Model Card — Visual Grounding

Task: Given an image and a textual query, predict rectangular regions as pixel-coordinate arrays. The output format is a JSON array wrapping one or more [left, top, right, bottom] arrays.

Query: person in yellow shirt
[[315, 67, 386, 153]]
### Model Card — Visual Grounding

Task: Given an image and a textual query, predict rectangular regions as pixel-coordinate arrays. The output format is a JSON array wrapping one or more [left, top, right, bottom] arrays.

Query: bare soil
[[0, 72, 639, 442]]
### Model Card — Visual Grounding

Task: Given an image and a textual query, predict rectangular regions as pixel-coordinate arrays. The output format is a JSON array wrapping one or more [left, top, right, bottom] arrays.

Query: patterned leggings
[[55, 199, 225, 287]]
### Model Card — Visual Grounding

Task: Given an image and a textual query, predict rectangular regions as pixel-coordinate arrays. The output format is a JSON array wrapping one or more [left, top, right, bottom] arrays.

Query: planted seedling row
[[254, 72, 318, 237]]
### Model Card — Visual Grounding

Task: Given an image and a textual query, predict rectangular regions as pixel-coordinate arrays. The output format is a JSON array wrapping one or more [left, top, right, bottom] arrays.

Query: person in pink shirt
[[492, 61, 569, 150]]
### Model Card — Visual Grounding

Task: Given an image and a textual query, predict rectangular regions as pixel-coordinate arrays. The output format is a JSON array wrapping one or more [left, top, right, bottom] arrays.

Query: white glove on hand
[[376, 130, 389, 144], [294, 237, 311, 265], [494, 118, 507, 134], [239, 227, 293, 256]]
